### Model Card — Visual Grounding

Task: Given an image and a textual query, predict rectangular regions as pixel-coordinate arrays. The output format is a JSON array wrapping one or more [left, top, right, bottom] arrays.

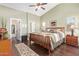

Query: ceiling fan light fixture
[[29, 3, 47, 11]]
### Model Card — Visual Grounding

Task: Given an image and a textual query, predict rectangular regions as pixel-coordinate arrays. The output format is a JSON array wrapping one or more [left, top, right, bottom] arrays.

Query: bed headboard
[[46, 27, 65, 32]]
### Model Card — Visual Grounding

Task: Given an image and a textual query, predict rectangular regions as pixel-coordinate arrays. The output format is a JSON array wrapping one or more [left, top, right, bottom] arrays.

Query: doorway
[[10, 18, 21, 42]]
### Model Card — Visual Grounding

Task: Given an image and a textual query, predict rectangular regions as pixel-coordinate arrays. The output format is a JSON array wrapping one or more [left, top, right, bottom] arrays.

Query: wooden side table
[[66, 35, 78, 47]]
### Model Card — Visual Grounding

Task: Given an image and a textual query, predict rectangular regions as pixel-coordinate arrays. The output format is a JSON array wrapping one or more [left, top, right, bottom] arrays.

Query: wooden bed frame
[[29, 33, 51, 55], [29, 27, 65, 55]]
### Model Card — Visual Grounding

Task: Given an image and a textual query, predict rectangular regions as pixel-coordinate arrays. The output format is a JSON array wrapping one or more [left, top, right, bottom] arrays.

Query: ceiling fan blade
[[36, 3, 41, 6], [41, 7, 45, 10], [41, 3, 47, 5], [35, 8, 38, 11], [29, 5, 36, 7]]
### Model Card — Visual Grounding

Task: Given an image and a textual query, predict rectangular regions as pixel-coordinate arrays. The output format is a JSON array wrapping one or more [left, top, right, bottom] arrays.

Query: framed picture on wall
[[11, 25, 15, 34], [51, 20, 56, 26]]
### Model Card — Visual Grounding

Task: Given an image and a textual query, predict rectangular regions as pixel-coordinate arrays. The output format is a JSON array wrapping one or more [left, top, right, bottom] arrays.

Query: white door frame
[[9, 18, 21, 41]]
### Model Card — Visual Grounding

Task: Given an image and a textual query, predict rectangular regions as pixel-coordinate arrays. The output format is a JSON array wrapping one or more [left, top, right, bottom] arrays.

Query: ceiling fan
[[29, 3, 47, 11]]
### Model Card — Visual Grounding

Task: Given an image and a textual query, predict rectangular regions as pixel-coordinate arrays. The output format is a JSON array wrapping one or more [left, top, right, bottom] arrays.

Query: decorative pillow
[[50, 29, 57, 33]]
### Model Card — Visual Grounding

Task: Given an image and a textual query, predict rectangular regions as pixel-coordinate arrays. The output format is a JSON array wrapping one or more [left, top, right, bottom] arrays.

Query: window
[[66, 16, 78, 31], [66, 17, 76, 25]]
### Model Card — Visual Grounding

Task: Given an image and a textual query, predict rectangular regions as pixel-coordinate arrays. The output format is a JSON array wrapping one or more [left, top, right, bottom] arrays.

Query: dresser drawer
[[66, 35, 78, 47], [71, 39, 78, 44]]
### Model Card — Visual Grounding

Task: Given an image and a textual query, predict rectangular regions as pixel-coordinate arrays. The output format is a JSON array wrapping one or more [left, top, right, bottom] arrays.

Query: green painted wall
[[41, 3, 79, 28], [27, 13, 40, 33], [0, 5, 41, 38], [2, 3, 79, 37], [0, 5, 27, 37]]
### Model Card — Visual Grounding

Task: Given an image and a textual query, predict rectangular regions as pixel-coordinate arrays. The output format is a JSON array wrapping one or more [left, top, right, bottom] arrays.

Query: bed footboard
[[29, 33, 52, 55]]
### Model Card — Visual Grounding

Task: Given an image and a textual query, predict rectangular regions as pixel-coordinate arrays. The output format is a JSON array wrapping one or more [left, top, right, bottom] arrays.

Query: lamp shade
[[71, 25, 75, 29]]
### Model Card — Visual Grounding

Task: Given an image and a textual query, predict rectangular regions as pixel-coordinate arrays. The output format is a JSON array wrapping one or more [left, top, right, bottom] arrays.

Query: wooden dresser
[[66, 35, 78, 47]]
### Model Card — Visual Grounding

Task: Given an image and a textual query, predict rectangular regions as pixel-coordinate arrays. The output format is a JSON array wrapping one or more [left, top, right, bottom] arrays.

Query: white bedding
[[30, 31, 65, 50], [50, 31, 65, 50], [52, 33, 61, 42], [31, 31, 65, 43], [50, 31, 65, 42]]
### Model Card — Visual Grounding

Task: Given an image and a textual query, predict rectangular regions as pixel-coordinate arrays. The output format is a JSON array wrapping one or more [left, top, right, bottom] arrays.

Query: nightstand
[[66, 35, 78, 47]]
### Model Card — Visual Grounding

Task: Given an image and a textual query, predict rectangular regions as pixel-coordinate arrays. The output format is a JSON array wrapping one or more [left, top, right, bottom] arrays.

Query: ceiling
[[0, 3, 59, 16]]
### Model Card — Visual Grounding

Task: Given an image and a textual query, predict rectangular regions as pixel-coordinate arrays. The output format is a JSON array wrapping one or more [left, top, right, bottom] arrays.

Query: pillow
[[50, 29, 57, 33]]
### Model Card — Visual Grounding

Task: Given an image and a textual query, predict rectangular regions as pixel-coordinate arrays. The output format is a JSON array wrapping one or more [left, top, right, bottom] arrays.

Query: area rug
[[15, 43, 39, 56], [0, 39, 13, 56]]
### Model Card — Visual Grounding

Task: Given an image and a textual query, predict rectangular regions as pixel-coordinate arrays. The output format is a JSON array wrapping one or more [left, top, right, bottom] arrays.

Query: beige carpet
[[15, 43, 39, 56]]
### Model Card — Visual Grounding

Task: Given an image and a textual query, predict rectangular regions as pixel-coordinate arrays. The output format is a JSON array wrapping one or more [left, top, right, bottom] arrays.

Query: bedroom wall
[[0, 5, 41, 38], [27, 13, 41, 33], [40, 3, 79, 29], [0, 5, 27, 38]]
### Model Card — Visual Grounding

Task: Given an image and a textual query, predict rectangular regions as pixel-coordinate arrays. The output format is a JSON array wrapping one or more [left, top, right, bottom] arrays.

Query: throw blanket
[[51, 31, 65, 43], [52, 33, 60, 42]]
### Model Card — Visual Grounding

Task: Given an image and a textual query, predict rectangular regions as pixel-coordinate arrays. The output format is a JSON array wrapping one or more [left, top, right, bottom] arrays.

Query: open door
[[10, 18, 21, 42]]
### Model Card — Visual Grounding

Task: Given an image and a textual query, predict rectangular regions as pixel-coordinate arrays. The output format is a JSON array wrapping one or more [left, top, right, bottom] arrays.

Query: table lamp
[[70, 25, 75, 36]]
